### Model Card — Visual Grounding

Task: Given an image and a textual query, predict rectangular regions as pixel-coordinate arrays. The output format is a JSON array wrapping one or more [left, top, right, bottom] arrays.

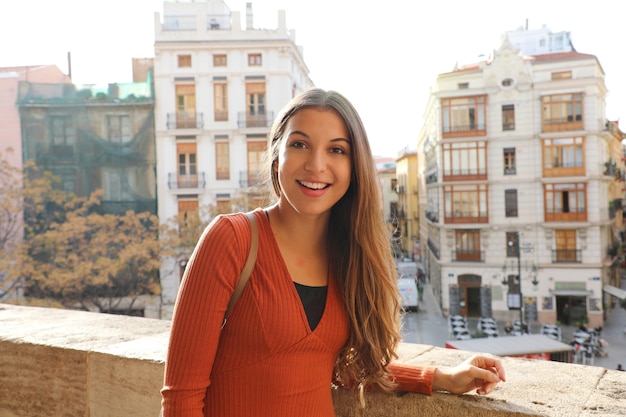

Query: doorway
[[458, 274, 482, 317]]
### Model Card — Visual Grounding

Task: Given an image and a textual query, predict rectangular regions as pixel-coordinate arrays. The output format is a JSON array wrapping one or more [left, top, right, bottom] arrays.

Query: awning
[[603, 285, 626, 300], [549, 289, 593, 297]]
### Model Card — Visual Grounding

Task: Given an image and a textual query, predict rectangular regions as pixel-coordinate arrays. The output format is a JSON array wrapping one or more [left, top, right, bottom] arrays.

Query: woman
[[161, 88, 505, 416]]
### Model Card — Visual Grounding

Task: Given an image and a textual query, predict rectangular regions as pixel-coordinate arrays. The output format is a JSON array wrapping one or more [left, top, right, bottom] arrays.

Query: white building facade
[[154, 0, 313, 318], [417, 28, 624, 328]]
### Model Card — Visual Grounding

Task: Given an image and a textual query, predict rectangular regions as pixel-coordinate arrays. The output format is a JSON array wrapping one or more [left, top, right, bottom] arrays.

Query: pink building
[[0, 65, 70, 169]]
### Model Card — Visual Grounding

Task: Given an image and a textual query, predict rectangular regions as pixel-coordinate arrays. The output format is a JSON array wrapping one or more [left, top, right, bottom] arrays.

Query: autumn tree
[[0, 150, 26, 299], [159, 187, 271, 275], [4, 163, 161, 314]]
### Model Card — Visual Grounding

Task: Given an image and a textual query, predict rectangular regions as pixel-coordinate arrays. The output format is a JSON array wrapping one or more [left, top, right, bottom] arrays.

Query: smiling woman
[[161, 88, 505, 417]]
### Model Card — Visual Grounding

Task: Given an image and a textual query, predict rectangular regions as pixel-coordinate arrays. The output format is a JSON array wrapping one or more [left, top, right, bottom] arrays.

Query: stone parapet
[[0, 304, 624, 417]]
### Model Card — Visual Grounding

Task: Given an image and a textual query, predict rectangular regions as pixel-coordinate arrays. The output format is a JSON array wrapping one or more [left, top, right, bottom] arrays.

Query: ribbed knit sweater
[[161, 210, 436, 417]]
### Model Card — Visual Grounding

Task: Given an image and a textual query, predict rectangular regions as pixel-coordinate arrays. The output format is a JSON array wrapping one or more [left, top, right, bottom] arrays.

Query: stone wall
[[0, 304, 624, 417]]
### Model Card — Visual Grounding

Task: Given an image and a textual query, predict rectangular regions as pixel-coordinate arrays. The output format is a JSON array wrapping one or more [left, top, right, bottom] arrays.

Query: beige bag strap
[[222, 211, 258, 329]]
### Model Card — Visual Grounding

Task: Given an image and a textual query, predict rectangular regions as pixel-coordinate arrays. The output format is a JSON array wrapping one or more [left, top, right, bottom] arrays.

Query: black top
[[294, 282, 328, 330]]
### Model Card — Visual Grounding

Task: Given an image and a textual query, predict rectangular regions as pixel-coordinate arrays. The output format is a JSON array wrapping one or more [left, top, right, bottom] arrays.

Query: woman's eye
[[330, 146, 347, 155], [290, 141, 306, 149]]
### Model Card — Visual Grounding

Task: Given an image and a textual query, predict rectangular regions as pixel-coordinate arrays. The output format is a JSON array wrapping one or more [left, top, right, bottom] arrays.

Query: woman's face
[[275, 108, 352, 216]]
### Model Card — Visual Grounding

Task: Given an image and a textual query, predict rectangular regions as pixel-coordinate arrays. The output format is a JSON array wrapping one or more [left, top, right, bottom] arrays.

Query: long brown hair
[[265, 88, 402, 394]]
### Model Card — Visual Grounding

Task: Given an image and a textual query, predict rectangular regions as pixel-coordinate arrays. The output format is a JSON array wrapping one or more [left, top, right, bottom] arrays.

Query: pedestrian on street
[[160, 88, 506, 417]]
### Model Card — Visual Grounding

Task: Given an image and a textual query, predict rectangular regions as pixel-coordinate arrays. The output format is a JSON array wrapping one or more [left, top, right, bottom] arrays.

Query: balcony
[[443, 168, 487, 182], [444, 211, 488, 224], [452, 249, 485, 263], [166, 112, 204, 129], [2, 303, 622, 417], [425, 210, 439, 223], [237, 111, 274, 128], [167, 172, 206, 189], [541, 117, 583, 133], [239, 170, 263, 188], [551, 249, 582, 263]]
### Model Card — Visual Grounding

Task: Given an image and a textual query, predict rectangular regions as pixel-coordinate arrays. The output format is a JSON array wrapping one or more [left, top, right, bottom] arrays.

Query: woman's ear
[[273, 159, 278, 172]]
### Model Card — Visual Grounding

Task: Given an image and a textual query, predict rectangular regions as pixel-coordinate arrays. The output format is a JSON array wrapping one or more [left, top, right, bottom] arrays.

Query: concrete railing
[[1, 303, 624, 417]]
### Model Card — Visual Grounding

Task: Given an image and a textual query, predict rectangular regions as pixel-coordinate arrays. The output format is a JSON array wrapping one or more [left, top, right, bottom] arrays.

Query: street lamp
[[505, 237, 524, 328]]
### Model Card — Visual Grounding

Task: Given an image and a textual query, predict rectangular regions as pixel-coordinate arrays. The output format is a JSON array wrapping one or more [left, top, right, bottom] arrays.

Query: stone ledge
[[1, 303, 624, 417]]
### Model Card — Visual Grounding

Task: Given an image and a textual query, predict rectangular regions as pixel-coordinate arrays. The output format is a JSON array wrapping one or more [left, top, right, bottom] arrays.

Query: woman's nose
[[304, 149, 327, 172]]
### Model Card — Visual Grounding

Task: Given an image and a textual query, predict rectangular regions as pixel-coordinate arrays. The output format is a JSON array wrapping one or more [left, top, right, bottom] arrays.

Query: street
[[401, 282, 626, 371]]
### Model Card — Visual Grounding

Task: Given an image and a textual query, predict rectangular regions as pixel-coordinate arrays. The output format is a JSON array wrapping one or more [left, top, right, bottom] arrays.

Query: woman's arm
[[161, 216, 248, 417], [388, 354, 505, 396]]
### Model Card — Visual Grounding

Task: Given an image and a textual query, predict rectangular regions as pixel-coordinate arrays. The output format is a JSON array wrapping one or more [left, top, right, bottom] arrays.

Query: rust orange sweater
[[161, 210, 436, 417]]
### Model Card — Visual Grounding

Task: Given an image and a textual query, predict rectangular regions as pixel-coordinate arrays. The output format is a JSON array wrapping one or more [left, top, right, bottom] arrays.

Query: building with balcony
[[375, 157, 400, 257], [417, 26, 625, 327], [395, 149, 419, 260], [153, 0, 313, 318], [0, 66, 71, 296], [17, 81, 157, 216]]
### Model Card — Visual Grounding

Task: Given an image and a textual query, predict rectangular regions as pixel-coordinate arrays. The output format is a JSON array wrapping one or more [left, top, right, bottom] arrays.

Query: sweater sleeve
[[387, 362, 437, 395], [161, 214, 250, 417]]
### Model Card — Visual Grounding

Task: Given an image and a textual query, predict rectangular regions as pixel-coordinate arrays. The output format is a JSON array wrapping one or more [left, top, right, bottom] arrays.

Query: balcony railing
[[237, 111, 274, 128], [551, 249, 582, 263], [166, 112, 204, 129], [3, 303, 621, 417], [427, 238, 440, 260], [239, 170, 263, 188], [167, 172, 206, 189], [444, 211, 488, 224], [452, 250, 485, 262]]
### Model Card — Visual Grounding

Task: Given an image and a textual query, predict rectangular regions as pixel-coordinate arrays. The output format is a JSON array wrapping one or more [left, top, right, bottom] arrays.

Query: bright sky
[[2, 0, 624, 157]]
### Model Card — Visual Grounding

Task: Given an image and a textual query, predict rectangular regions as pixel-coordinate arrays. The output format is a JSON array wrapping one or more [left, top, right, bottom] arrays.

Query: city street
[[400, 280, 626, 372]]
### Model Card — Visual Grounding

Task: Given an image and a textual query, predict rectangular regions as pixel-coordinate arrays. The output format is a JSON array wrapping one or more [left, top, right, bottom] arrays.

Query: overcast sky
[[2, 0, 624, 157]]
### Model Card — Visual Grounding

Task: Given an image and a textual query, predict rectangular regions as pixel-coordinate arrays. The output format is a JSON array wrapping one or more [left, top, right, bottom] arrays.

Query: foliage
[[159, 191, 269, 273], [2, 160, 161, 314], [0, 150, 26, 298]]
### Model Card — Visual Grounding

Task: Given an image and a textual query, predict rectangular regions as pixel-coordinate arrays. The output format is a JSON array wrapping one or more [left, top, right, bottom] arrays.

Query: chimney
[[246, 3, 253, 30]]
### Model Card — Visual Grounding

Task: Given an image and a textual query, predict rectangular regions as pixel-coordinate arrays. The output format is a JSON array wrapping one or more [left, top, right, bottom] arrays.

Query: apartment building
[[417, 26, 625, 328], [375, 157, 400, 257], [153, 0, 313, 318], [395, 149, 420, 260]]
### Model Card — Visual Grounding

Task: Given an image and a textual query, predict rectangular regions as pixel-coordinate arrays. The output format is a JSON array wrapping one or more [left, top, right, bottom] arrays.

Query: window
[[441, 95, 486, 137], [177, 143, 198, 188], [458, 82, 469, 89], [443, 184, 488, 223], [391, 178, 397, 192], [542, 137, 584, 176], [213, 54, 227, 67], [505, 231, 519, 257], [51, 116, 74, 147], [455, 230, 481, 261], [502, 104, 515, 130], [177, 54, 192, 68], [103, 169, 134, 201], [246, 83, 265, 115], [246, 141, 266, 187], [503, 148, 516, 175], [175, 84, 197, 128], [215, 141, 230, 180], [505, 189, 518, 217], [442, 141, 487, 179], [542, 93, 583, 132], [552, 71, 572, 80], [555, 229, 578, 262], [248, 53, 262, 66], [216, 194, 232, 214], [213, 82, 228, 121], [501, 78, 514, 87], [107, 115, 131, 143], [544, 183, 587, 222]]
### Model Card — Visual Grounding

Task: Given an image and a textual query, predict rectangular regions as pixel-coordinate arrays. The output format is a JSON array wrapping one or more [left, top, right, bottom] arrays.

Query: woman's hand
[[433, 354, 506, 395]]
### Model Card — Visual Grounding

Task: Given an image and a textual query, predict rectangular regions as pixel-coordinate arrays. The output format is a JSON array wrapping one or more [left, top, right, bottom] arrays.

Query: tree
[[159, 189, 270, 275], [0, 150, 26, 299], [4, 162, 161, 315]]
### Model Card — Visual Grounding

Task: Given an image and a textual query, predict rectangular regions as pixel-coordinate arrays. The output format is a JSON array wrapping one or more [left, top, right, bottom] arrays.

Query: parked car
[[398, 274, 419, 312]]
